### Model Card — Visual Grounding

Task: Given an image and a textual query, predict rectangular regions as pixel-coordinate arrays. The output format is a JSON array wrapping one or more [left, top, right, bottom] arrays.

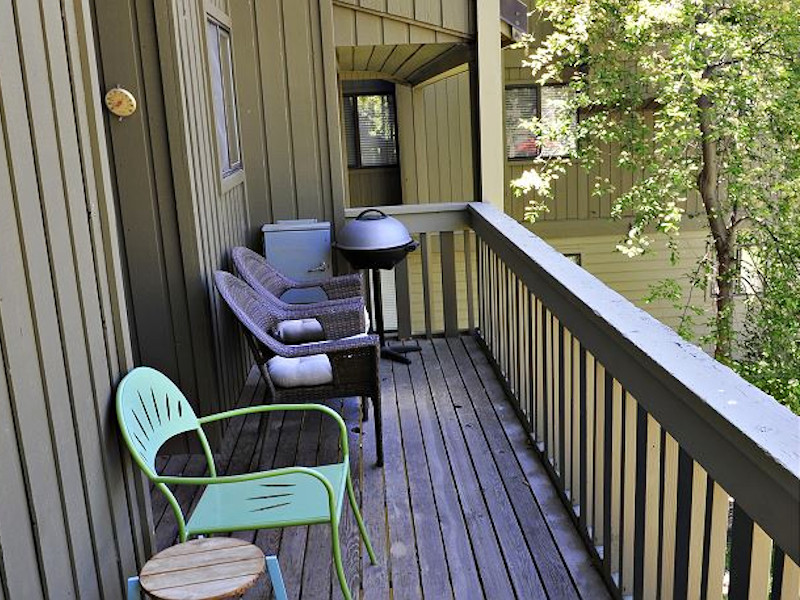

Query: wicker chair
[[232, 246, 363, 303], [232, 246, 368, 339], [214, 271, 383, 466]]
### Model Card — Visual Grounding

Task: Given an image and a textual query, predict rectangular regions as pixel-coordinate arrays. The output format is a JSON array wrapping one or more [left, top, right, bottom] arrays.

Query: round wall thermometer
[[104, 87, 137, 118]]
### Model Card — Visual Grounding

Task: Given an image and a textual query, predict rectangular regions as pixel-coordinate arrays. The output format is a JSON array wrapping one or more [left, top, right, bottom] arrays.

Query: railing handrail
[[467, 201, 800, 562], [343, 202, 471, 233]]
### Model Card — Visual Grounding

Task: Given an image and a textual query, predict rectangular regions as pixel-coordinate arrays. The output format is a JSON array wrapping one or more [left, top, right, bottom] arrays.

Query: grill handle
[[355, 208, 388, 220]]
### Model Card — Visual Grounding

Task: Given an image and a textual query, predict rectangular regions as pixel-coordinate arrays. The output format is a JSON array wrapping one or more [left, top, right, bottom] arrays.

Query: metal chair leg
[[330, 516, 353, 600], [126, 576, 141, 600], [347, 472, 377, 565], [266, 555, 288, 600]]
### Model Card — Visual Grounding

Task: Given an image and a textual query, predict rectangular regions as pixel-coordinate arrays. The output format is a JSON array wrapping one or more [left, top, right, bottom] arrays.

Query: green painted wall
[[0, 0, 152, 596]]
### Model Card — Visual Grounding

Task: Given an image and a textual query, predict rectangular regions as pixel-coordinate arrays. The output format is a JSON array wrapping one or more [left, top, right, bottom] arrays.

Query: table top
[[139, 538, 265, 600]]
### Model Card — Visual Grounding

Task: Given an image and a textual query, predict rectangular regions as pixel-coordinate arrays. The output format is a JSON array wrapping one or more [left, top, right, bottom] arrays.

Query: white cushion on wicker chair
[[267, 354, 333, 388], [274, 318, 325, 344]]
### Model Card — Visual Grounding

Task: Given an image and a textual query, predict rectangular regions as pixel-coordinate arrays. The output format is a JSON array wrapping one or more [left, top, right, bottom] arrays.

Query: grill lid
[[335, 209, 413, 251]]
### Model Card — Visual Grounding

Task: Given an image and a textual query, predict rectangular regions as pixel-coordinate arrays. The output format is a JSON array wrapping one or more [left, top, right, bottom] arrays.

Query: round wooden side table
[[138, 538, 265, 600]]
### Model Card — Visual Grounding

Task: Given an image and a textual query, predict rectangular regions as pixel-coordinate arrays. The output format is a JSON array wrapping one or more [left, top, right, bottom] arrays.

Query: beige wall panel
[[388, 0, 414, 19], [409, 23, 438, 42], [383, 18, 412, 43], [334, 4, 358, 45], [0, 0, 150, 596], [348, 168, 403, 206], [356, 11, 384, 44], [400, 68, 474, 204], [535, 229, 713, 335], [331, 0, 473, 42]]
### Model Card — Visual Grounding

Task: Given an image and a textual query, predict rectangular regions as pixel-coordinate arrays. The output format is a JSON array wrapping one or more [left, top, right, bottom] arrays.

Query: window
[[207, 18, 242, 177], [505, 86, 540, 159], [505, 84, 576, 160], [343, 94, 398, 168]]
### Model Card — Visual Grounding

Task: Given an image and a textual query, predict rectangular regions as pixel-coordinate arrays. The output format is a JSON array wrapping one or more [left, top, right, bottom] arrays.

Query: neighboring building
[[501, 13, 715, 336]]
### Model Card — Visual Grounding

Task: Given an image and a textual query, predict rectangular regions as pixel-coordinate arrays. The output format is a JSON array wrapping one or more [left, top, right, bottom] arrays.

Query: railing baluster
[[464, 231, 474, 332], [704, 480, 729, 599], [594, 363, 606, 549], [579, 345, 589, 532], [558, 321, 567, 490], [729, 503, 755, 600], [543, 305, 551, 456], [572, 336, 581, 512], [633, 404, 648, 599], [674, 447, 695, 598], [686, 462, 708, 598], [528, 291, 536, 434], [395, 252, 412, 339], [659, 433, 679, 599], [535, 298, 544, 445], [420, 232, 433, 338], [585, 352, 596, 539], [440, 231, 458, 337], [776, 551, 800, 599], [563, 327, 572, 499], [621, 389, 636, 594], [602, 370, 614, 576]]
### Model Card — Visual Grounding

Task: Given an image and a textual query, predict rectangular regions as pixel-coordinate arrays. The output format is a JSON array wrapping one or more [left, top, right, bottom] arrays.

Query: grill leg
[[373, 395, 383, 467], [361, 395, 370, 422]]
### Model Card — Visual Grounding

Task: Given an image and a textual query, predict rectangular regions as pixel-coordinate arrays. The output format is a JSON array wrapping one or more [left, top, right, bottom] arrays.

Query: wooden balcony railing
[[345, 202, 800, 599]]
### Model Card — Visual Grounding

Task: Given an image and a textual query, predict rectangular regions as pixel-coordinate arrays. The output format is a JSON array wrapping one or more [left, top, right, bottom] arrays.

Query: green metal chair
[[116, 366, 376, 600]]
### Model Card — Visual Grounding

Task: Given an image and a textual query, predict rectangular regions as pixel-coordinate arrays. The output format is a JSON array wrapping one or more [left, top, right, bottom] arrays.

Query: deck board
[[153, 335, 609, 599]]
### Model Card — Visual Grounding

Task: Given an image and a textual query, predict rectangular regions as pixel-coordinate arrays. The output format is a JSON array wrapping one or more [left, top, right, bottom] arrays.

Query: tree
[[513, 0, 800, 371]]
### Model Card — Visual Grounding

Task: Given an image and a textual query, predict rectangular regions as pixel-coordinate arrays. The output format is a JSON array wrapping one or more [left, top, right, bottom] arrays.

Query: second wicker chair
[[214, 271, 383, 466]]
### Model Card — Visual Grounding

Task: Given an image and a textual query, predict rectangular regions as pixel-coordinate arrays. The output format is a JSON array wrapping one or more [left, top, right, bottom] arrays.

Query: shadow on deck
[[152, 335, 609, 599]]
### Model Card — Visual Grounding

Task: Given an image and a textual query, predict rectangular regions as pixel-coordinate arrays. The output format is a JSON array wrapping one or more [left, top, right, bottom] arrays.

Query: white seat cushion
[[274, 318, 324, 344], [267, 354, 333, 388]]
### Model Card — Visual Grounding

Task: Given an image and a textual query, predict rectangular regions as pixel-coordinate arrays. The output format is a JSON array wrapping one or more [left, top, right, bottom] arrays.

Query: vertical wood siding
[[0, 0, 151, 596], [348, 167, 403, 206], [332, 0, 473, 44], [232, 0, 346, 230], [397, 67, 475, 204], [154, 0, 252, 423], [538, 229, 713, 336]]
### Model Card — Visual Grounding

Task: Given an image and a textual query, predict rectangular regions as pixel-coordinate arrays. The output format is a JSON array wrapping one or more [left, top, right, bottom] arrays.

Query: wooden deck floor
[[152, 335, 609, 599]]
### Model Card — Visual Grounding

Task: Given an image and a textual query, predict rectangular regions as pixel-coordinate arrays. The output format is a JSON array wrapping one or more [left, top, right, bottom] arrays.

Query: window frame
[[205, 7, 243, 187], [504, 82, 576, 161], [342, 91, 400, 170]]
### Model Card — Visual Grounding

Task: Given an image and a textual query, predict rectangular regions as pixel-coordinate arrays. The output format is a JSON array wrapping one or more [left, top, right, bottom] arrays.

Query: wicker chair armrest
[[316, 273, 363, 300], [272, 296, 366, 339], [267, 333, 379, 358]]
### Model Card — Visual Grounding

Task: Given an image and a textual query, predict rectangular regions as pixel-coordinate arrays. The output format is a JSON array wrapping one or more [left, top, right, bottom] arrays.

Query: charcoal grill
[[334, 209, 420, 363]]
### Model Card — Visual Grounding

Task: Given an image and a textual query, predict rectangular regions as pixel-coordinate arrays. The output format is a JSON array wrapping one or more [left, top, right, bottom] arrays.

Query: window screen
[[505, 86, 540, 159], [207, 19, 242, 177], [343, 94, 398, 168]]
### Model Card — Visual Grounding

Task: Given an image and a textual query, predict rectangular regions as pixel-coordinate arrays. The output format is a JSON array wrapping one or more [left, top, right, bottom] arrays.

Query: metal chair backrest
[[116, 367, 212, 479], [232, 246, 295, 301]]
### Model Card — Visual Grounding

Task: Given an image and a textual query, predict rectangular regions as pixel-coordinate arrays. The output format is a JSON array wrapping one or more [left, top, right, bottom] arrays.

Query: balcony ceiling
[[337, 42, 473, 86]]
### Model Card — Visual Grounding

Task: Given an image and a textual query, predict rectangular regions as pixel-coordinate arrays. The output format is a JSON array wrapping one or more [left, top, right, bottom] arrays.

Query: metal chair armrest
[[154, 464, 340, 488], [197, 403, 349, 458]]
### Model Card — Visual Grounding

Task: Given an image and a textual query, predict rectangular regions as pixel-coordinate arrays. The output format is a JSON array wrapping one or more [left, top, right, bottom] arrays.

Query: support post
[[476, 0, 505, 211]]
